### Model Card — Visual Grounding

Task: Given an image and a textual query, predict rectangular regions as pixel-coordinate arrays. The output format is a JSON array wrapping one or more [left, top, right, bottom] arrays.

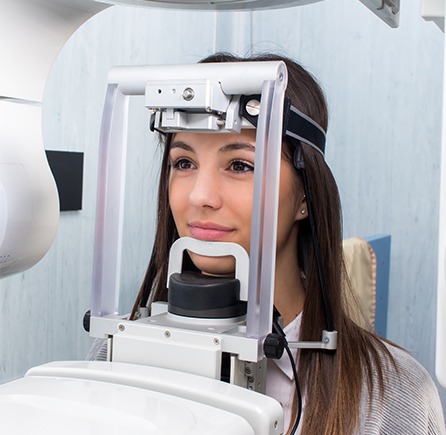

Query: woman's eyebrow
[[170, 141, 255, 153], [170, 141, 194, 152], [219, 143, 256, 153]]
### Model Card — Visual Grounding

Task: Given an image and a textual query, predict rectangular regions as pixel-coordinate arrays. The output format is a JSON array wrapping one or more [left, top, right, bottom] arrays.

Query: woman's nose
[[188, 170, 222, 210]]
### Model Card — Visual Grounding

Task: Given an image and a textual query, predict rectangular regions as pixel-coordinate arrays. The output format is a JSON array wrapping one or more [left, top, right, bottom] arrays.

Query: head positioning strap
[[239, 95, 326, 157]]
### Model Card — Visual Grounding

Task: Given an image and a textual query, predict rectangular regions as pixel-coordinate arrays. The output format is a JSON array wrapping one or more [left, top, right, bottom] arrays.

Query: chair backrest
[[343, 235, 391, 337], [343, 237, 377, 330]]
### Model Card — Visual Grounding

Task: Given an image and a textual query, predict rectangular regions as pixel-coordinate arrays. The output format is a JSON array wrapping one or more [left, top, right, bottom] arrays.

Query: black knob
[[83, 310, 91, 332], [263, 333, 286, 359]]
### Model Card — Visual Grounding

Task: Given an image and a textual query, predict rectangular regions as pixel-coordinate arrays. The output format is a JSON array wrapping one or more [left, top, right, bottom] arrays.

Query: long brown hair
[[131, 52, 394, 434]]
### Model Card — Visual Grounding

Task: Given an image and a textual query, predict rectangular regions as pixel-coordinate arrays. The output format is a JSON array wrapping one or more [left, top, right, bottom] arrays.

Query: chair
[[343, 235, 391, 337]]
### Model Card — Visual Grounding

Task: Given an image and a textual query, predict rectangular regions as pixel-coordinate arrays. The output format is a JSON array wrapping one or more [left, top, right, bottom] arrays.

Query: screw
[[118, 324, 125, 332], [245, 367, 252, 375], [213, 338, 220, 345], [248, 376, 255, 383], [245, 99, 260, 116], [164, 331, 171, 338], [182, 87, 195, 101]]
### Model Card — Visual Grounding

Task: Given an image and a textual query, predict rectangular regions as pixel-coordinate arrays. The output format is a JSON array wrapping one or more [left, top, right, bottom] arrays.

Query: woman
[[94, 53, 445, 434]]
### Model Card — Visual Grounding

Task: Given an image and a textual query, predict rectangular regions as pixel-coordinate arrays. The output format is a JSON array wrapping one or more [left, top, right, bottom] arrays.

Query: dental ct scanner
[[3, 1, 446, 434], [2, 55, 337, 435]]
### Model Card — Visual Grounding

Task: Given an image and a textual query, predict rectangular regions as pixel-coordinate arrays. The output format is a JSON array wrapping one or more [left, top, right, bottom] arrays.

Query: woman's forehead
[[171, 130, 257, 150]]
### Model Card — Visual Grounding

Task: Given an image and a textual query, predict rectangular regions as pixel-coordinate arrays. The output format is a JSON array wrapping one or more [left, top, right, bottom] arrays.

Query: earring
[[300, 209, 306, 215]]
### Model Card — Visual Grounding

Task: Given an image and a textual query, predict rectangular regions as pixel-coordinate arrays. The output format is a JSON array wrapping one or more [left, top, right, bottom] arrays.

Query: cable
[[293, 148, 334, 332], [272, 316, 302, 434], [285, 344, 302, 434]]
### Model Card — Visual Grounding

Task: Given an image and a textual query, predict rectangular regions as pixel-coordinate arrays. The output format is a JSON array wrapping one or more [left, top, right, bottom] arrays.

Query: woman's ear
[[296, 195, 307, 221]]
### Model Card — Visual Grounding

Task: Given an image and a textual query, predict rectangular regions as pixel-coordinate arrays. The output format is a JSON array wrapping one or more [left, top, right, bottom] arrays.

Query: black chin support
[[168, 271, 247, 319]]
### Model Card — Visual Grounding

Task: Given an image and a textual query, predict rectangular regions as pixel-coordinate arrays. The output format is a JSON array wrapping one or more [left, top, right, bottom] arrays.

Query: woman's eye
[[172, 158, 195, 171], [230, 160, 254, 173]]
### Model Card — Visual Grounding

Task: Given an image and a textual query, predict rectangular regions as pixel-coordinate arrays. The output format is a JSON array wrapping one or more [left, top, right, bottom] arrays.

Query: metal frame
[[98, 0, 400, 27], [90, 61, 288, 384]]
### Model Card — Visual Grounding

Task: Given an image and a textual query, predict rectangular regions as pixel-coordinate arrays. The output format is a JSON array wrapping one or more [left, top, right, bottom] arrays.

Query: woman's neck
[[274, 258, 305, 326]]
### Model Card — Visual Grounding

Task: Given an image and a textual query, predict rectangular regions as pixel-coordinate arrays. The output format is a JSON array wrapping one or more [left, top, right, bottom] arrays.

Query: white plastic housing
[[98, 0, 400, 28], [167, 237, 250, 301], [0, 361, 283, 435], [0, 0, 110, 102], [0, 101, 59, 277], [0, 1, 110, 277]]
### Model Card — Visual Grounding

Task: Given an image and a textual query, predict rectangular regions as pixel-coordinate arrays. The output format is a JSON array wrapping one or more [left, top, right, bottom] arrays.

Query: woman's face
[[168, 130, 306, 276]]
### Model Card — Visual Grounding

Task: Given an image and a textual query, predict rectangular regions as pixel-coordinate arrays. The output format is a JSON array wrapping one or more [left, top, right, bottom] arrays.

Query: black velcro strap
[[285, 105, 326, 155], [239, 95, 325, 156]]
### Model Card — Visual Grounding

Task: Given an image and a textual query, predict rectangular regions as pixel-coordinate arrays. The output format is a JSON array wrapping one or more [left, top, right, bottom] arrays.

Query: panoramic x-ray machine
[[1, 56, 340, 435], [6, 1, 442, 434]]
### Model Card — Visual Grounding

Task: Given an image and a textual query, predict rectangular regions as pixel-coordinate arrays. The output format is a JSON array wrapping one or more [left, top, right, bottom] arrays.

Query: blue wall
[[0, 0, 444, 412]]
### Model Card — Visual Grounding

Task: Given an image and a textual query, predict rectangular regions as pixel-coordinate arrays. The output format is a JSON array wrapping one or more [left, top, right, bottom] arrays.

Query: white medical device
[[90, 59, 335, 346], [0, 2, 419, 434], [0, 0, 111, 278], [99, 0, 400, 27], [85, 59, 337, 433], [0, 59, 337, 434], [0, 101, 59, 277]]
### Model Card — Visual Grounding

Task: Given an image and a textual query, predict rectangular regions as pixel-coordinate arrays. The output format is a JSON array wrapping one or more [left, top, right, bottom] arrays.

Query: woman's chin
[[190, 253, 236, 277]]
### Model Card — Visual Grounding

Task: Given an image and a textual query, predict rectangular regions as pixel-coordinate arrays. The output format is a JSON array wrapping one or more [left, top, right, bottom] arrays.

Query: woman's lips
[[188, 222, 235, 241]]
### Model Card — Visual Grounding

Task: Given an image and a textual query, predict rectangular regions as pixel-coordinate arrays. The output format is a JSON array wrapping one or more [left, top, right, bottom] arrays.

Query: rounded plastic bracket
[[167, 237, 250, 301]]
